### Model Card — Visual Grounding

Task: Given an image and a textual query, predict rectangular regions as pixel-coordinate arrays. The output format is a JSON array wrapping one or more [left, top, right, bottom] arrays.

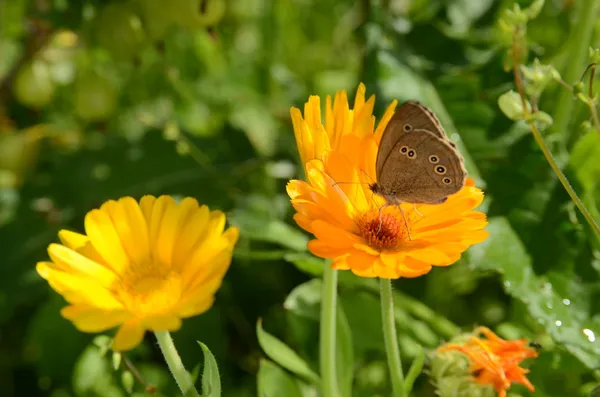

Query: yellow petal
[[58, 230, 89, 250], [85, 209, 129, 273], [61, 304, 130, 332], [139, 195, 157, 225], [142, 315, 182, 331], [155, 197, 181, 268], [47, 244, 117, 287], [148, 196, 173, 264], [178, 295, 214, 318], [113, 320, 146, 351], [36, 262, 123, 309], [173, 204, 210, 270], [184, 248, 232, 293], [104, 197, 151, 267]]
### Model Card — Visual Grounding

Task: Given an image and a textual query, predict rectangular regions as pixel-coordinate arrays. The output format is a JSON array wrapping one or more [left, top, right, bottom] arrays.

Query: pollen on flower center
[[356, 210, 409, 250], [118, 264, 183, 316]]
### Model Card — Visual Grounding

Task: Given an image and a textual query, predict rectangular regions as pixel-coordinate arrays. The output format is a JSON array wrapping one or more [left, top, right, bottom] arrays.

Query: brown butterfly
[[369, 101, 467, 239]]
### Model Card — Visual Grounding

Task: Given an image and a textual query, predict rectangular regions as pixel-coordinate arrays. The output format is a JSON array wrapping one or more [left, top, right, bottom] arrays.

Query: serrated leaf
[[198, 342, 221, 397], [469, 217, 600, 369], [256, 319, 321, 386], [257, 359, 304, 397]]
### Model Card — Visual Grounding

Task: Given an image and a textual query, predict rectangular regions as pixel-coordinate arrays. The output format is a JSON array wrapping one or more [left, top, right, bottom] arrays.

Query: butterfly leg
[[377, 203, 386, 234], [412, 203, 424, 217], [397, 205, 412, 241]]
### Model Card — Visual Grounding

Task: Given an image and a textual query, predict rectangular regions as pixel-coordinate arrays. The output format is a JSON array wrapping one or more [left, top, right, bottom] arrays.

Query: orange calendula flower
[[438, 327, 539, 397], [36, 195, 239, 351], [287, 83, 488, 278]]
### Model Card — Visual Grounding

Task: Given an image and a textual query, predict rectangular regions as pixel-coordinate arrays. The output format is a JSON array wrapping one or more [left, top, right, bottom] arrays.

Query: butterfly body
[[369, 101, 467, 238]]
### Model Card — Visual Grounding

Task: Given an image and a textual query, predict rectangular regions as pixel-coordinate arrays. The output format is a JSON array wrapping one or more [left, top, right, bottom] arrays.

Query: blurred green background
[[1, 0, 600, 396]]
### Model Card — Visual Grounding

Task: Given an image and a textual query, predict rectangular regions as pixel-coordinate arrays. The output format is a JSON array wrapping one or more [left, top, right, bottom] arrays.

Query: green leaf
[[498, 90, 530, 121], [229, 104, 279, 157], [73, 346, 125, 397], [198, 342, 221, 397], [404, 345, 425, 395], [257, 360, 304, 397], [283, 252, 325, 277], [283, 278, 322, 320], [256, 319, 321, 386], [121, 370, 134, 393], [570, 129, 600, 190], [229, 210, 309, 251], [336, 303, 354, 397], [469, 217, 600, 369]]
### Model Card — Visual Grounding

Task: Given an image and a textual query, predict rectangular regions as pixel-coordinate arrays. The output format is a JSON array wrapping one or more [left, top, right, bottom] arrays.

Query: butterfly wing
[[399, 101, 447, 139], [377, 129, 466, 204], [376, 101, 449, 180]]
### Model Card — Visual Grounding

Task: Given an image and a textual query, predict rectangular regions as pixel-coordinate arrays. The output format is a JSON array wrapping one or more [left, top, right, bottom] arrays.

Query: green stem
[[527, 120, 600, 235], [320, 263, 339, 397], [155, 331, 201, 397], [553, 0, 600, 146], [380, 278, 405, 397]]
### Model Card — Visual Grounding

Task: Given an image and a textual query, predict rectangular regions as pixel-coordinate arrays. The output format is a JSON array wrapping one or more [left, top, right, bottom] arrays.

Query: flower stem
[[320, 263, 339, 397], [526, 119, 600, 236], [511, 30, 600, 236], [380, 278, 405, 397], [552, 0, 600, 146], [155, 331, 201, 397]]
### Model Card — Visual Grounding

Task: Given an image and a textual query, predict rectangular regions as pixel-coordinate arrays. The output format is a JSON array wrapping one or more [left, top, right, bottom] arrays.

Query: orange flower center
[[356, 210, 409, 250], [117, 262, 183, 316]]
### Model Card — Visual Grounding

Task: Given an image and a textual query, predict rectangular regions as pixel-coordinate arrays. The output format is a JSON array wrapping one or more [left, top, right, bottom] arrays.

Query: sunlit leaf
[[256, 319, 321, 386], [469, 217, 600, 369], [257, 360, 304, 397], [198, 342, 221, 397]]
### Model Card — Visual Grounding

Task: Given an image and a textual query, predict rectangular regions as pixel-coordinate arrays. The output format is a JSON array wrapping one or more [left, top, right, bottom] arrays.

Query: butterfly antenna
[[359, 169, 376, 185]]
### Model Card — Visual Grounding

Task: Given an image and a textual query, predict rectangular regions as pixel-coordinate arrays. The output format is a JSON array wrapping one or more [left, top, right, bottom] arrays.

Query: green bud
[[573, 81, 585, 95], [121, 370, 134, 393], [112, 351, 122, 370], [527, 111, 553, 129], [435, 376, 495, 397], [163, 120, 180, 141], [521, 59, 557, 98], [525, 0, 545, 20], [577, 92, 591, 105], [502, 4, 528, 28], [589, 47, 600, 64], [498, 90, 531, 120], [176, 140, 190, 156]]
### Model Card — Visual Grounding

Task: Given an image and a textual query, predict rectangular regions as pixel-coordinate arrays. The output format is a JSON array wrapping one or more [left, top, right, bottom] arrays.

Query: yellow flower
[[36, 195, 239, 351], [287, 84, 488, 278], [437, 327, 538, 397]]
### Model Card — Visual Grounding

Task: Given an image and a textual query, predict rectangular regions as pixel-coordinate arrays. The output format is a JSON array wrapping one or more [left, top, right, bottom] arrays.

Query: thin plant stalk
[[380, 278, 405, 397], [511, 32, 600, 236], [155, 331, 201, 397], [320, 263, 340, 397]]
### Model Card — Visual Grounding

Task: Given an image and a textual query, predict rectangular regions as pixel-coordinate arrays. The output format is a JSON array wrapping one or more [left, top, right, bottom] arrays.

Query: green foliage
[[2, 0, 600, 396], [198, 342, 222, 397]]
